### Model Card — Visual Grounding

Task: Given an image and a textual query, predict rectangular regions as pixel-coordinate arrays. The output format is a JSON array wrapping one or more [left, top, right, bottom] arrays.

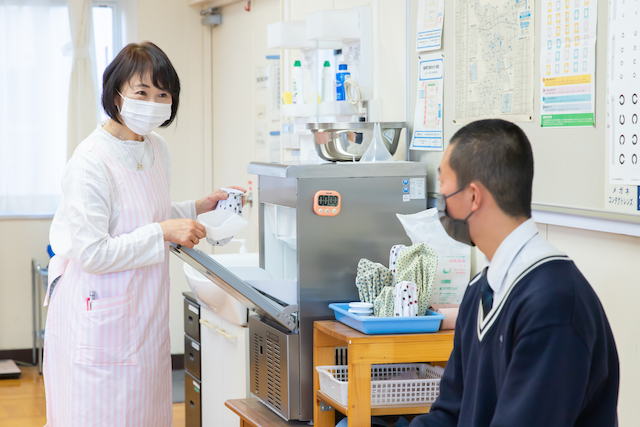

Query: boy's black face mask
[[436, 187, 475, 247]]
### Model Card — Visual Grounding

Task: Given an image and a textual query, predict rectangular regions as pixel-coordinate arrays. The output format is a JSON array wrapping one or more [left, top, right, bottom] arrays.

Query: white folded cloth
[[389, 244, 407, 274], [394, 281, 419, 317]]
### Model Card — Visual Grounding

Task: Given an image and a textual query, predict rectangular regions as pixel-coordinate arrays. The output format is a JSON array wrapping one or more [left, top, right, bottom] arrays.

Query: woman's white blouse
[[49, 122, 196, 275]]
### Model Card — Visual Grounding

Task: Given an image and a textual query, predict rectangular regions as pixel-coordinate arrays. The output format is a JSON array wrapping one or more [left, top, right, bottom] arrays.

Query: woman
[[44, 41, 245, 426]]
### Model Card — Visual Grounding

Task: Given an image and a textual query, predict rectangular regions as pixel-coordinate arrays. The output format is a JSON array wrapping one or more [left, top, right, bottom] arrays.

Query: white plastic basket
[[315, 363, 444, 407]]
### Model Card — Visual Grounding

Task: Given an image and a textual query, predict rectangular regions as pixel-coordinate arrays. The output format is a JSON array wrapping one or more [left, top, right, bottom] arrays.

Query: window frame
[[93, 0, 122, 55]]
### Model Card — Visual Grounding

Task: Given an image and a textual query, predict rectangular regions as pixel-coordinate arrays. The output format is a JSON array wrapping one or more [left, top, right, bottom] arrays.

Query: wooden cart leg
[[314, 332, 336, 427], [347, 363, 371, 427]]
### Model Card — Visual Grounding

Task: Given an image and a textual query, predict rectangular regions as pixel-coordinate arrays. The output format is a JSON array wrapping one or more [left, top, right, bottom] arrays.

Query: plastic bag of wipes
[[396, 208, 471, 304]]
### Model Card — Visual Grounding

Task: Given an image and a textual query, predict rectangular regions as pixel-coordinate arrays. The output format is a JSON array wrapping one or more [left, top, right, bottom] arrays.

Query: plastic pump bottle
[[292, 60, 304, 104], [336, 60, 350, 101], [322, 61, 333, 102]]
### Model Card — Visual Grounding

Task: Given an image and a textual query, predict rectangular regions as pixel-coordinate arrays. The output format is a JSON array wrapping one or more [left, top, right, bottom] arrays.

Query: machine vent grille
[[253, 333, 262, 395], [266, 337, 282, 410], [335, 346, 348, 365]]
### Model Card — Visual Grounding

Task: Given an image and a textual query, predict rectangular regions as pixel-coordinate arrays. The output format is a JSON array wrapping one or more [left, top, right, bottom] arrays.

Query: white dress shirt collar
[[486, 218, 539, 295]]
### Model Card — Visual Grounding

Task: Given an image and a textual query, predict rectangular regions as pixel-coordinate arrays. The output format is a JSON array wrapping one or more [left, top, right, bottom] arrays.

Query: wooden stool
[[313, 320, 454, 427], [225, 399, 309, 427]]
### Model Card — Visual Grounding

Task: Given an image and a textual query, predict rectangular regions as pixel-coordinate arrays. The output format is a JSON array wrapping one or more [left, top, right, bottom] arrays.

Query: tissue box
[[430, 304, 460, 330]]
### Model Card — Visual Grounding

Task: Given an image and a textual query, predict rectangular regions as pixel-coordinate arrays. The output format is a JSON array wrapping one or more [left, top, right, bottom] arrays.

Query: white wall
[[472, 223, 640, 424], [543, 224, 640, 425], [135, 0, 210, 354], [0, 0, 209, 356], [1, 0, 638, 424], [0, 220, 52, 350], [206, 1, 639, 425], [209, 0, 409, 252], [211, 0, 269, 255]]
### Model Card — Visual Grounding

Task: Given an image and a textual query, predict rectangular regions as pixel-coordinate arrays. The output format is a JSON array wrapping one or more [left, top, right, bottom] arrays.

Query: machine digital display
[[317, 195, 339, 207], [313, 191, 341, 216]]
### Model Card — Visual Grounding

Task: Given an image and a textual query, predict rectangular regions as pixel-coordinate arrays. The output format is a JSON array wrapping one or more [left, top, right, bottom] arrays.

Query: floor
[[0, 366, 185, 427], [172, 369, 185, 403]]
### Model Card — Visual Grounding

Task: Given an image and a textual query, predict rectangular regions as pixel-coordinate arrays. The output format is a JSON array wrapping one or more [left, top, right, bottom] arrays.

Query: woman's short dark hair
[[448, 119, 534, 218], [102, 41, 180, 127]]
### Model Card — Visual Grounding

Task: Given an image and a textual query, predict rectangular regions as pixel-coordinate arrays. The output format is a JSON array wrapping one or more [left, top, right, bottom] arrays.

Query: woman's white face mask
[[117, 91, 172, 135]]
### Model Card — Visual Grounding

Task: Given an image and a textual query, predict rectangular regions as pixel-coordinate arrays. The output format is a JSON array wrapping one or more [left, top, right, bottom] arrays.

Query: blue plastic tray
[[328, 303, 446, 335]]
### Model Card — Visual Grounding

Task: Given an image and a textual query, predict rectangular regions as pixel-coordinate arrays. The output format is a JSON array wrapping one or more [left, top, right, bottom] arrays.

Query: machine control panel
[[313, 190, 341, 216]]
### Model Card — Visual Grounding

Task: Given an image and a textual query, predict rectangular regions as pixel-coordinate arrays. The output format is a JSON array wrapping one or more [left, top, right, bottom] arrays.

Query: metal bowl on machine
[[306, 122, 406, 162]]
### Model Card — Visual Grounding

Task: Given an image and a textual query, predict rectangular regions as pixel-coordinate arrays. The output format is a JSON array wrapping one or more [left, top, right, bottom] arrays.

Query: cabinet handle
[[215, 328, 237, 340], [199, 319, 216, 329]]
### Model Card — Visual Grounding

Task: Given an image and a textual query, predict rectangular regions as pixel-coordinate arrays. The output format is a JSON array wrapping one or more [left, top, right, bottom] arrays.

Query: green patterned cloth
[[373, 286, 396, 317], [356, 244, 438, 317], [356, 259, 394, 305], [395, 243, 438, 315]]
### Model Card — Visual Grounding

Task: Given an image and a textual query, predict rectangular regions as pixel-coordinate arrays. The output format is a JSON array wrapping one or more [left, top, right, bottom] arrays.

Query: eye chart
[[609, 0, 640, 185]]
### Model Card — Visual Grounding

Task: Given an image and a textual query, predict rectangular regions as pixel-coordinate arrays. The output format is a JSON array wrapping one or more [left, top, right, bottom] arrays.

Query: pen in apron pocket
[[87, 290, 95, 311]]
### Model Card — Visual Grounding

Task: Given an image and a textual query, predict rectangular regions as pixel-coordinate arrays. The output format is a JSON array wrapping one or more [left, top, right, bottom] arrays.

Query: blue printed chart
[[540, 0, 598, 127], [411, 54, 444, 151], [416, 0, 445, 52]]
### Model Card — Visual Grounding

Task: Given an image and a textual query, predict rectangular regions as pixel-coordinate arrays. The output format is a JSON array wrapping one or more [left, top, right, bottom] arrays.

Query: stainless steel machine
[[171, 161, 427, 421]]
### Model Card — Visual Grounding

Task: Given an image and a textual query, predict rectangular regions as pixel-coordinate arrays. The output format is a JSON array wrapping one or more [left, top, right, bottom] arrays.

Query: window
[[0, 0, 72, 216], [93, 1, 122, 121], [0, 0, 121, 217]]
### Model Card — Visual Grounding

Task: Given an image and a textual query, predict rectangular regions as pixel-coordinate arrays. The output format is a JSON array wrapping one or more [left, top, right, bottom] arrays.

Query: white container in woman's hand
[[199, 188, 247, 245]]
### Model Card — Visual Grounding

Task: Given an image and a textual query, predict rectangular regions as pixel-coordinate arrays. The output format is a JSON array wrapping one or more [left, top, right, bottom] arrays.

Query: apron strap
[[44, 255, 69, 306]]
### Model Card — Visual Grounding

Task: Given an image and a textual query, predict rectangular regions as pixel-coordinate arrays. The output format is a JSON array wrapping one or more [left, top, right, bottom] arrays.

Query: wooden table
[[313, 321, 454, 427], [225, 399, 309, 427]]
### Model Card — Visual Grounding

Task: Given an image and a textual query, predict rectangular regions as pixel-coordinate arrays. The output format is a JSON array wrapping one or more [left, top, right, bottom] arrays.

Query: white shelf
[[267, 21, 342, 50], [532, 206, 640, 237], [188, 0, 242, 7], [320, 101, 359, 116], [306, 9, 360, 42], [281, 102, 360, 118], [282, 103, 319, 118]]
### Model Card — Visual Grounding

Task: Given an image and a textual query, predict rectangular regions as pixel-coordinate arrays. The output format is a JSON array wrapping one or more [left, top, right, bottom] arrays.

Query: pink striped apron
[[43, 135, 172, 426]]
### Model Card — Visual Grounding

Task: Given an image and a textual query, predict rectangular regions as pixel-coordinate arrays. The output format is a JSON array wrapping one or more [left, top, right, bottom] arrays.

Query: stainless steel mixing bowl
[[306, 122, 406, 162]]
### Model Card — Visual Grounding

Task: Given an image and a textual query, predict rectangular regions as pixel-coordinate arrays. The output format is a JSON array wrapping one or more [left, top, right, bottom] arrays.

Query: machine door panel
[[170, 244, 298, 332]]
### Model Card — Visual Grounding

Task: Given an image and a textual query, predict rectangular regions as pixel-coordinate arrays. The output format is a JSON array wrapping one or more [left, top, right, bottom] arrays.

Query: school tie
[[480, 276, 493, 320]]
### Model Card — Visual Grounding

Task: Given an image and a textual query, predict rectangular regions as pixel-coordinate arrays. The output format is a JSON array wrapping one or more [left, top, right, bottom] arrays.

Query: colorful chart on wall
[[409, 0, 640, 220], [416, 0, 445, 52], [608, 0, 640, 186], [411, 53, 444, 151], [453, 0, 535, 124], [540, 0, 598, 127]]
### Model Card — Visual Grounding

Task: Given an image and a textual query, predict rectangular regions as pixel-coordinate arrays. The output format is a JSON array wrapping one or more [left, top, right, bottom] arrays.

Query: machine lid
[[247, 161, 427, 179], [170, 244, 298, 332]]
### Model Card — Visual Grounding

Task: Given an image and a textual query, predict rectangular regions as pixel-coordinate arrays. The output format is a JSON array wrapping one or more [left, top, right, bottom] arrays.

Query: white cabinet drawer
[[200, 307, 223, 426], [200, 306, 250, 427]]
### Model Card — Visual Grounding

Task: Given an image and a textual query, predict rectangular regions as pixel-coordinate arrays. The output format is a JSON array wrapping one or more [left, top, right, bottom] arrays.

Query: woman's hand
[[195, 186, 247, 216], [159, 219, 206, 248]]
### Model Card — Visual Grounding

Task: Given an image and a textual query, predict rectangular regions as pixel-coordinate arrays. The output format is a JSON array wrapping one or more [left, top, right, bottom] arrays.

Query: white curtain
[[66, 0, 98, 158], [0, 0, 72, 215]]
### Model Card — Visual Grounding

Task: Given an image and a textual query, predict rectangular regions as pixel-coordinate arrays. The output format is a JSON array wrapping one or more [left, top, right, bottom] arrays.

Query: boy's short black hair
[[448, 119, 534, 218], [101, 41, 180, 127]]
